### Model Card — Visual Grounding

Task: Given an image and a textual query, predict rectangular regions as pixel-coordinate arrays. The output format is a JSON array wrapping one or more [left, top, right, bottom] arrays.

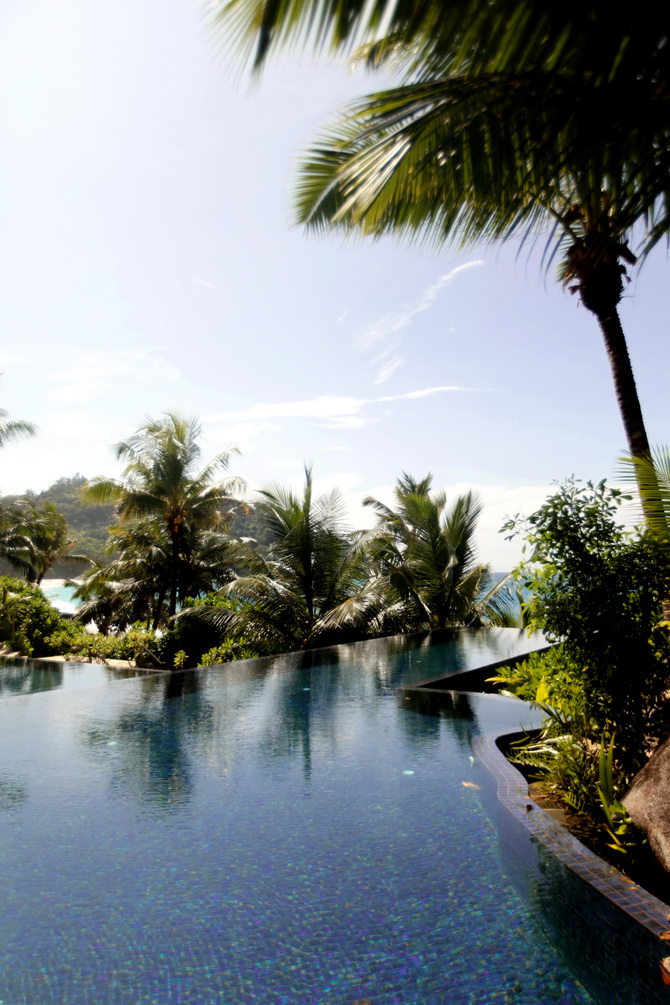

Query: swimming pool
[[0, 629, 594, 1003]]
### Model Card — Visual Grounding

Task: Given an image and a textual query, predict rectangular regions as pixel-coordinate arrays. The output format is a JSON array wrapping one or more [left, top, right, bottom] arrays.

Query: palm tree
[[214, 0, 670, 516], [364, 473, 516, 629], [0, 407, 36, 449], [0, 504, 37, 579], [186, 467, 392, 652], [84, 413, 244, 619], [16, 501, 89, 584]]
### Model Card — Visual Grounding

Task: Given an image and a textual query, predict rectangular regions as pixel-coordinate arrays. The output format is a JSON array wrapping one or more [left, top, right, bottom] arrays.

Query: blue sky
[[0, 0, 668, 568]]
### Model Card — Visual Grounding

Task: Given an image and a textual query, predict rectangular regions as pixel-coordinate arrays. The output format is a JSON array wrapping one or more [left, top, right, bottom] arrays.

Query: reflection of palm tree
[[83, 673, 214, 811], [365, 474, 515, 629], [398, 687, 478, 752], [0, 774, 27, 812]]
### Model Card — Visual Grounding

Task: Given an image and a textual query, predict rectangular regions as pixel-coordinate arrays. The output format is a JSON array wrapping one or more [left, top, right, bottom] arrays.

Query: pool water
[[0, 657, 146, 696], [0, 630, 593, 1004]]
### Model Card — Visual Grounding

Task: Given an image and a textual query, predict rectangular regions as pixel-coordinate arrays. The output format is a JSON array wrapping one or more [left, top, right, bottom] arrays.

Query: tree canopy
[[83, 413, 244, 622]]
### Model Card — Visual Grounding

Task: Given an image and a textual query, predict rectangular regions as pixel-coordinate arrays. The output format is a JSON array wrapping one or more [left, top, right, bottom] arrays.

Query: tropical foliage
[[184, 469, 516, 655], [499, 479, 670, 828], [363, 473, 515, 629], [0, 577, 73, 657], [81, 413, 245, 625], [184, 467, 389, 653], [0, 406, 36, 451]]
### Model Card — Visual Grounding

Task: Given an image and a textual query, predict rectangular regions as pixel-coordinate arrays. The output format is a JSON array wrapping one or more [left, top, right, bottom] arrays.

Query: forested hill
[[0, 475, 271, 579], [0, 475, 114, 577]]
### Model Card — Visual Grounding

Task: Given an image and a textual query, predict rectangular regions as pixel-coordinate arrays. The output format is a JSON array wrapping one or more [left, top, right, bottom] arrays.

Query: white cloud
[[357, 260, 484, 351], [205, 420, 281, 454], [354, 260, 484, 386], [374, 355, 404, 385], [46, 410, 118, 444], [48, 347, 181, 403], [206, 385, 474, 431]]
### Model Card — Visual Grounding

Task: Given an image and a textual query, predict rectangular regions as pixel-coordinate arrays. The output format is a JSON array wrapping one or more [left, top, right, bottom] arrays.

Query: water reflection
[[398, 688, 479, 750], [0, 774, 27, 812], [79, 629, 534, 808], [0, 661, 64, 695], [84, 672, 214, 812]]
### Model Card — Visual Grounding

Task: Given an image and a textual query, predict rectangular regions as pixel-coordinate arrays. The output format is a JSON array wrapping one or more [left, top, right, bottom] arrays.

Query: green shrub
[[198, 638, 260, 666], [0, 577, 72, 656], [505, 478, 670, 775], [489, 645, 588, 718]]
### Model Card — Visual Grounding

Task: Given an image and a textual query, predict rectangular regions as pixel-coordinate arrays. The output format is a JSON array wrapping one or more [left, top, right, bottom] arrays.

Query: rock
[[623, 736, 670, 873]]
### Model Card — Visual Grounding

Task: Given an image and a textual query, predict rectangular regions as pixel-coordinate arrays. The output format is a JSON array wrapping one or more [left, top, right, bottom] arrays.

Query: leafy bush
[[504, 478, 670, 777], [44, 622, 163, 666], [198, 639, 260, 666], [490, 645, 587, 716], [0, 577, 72, 656]]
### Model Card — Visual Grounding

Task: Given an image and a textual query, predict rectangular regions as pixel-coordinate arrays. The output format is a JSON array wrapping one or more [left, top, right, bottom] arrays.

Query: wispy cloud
[[207, 384, 476, 432], [190, 276, 214, 291], [48, 347, 181, 403], [373, 356, 404, 385], [357, 260, 484, 384]]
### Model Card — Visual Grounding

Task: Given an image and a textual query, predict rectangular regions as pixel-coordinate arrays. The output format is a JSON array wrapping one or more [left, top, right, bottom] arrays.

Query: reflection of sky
[[0, 631, 591, 1004]]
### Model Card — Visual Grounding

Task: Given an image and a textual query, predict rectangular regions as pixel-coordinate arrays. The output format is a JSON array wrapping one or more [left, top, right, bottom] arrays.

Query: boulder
[[623, 736, 670, 873]]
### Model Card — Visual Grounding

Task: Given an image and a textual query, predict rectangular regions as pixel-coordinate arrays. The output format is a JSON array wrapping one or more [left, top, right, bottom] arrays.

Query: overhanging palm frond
[[0, 414, 37, 447], [619, 448, 670, 539], [211, 0, 662, 90], [295, 73, 669, 258]]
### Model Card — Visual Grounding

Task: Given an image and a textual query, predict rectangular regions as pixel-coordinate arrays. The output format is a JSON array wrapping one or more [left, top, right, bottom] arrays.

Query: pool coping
[[401, 668, 670, 995]]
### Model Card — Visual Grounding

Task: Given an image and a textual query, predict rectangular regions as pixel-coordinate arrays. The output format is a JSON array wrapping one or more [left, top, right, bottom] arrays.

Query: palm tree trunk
[[152, 585, 167, 631], [169, 537, 179, 619], [593, 306, 650, 461], [578, 263, 659, 527], [590, 305, 666, 533]]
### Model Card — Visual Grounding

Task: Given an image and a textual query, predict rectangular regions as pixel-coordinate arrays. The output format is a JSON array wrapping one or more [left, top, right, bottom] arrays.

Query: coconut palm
[[364, 473, 516, 629], [15, 501, 89, 584], [75, 517, 246, 632], [186, 467, 395, 652], [84, 413, 244, 618], [0, 504, 37, 579], [215, 0, 670, 516]]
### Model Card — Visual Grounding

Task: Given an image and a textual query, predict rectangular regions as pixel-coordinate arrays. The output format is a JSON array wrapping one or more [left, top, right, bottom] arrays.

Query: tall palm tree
[[364, 473, 516, 628], [214, 0, 670, 516], [16, 501, 88, 584], [187, 467, 392, 652], [84, 413, 243, 618]]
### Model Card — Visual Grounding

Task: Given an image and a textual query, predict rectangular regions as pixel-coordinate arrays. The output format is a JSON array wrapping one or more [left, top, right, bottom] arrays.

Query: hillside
[[0, 475, 115, 577]]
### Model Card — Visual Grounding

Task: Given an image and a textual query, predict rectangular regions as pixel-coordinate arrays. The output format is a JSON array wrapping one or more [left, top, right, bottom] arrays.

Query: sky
[[0, 0, 668, 568]]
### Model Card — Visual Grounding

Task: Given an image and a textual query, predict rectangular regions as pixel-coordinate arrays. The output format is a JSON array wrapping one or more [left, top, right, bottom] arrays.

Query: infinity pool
[[0, 629, 593, 1003]]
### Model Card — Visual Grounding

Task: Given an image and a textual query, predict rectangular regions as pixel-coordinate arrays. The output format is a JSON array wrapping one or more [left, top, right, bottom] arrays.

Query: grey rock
[[623, 736, 670, 872]]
